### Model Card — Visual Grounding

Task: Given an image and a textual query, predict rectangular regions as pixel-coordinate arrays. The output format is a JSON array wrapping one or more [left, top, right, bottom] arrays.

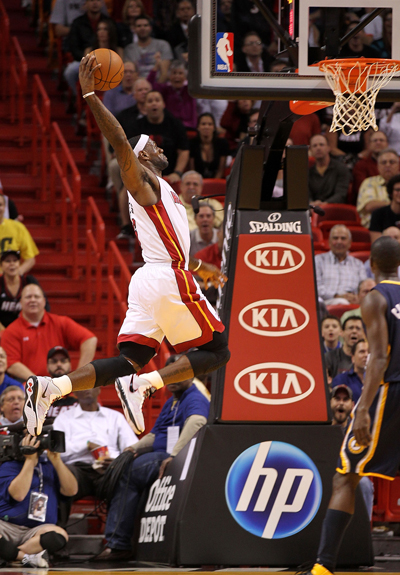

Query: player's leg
[[311, 471, 360, 575]]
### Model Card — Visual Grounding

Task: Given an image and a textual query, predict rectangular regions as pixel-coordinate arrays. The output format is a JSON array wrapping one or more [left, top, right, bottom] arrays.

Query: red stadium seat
[[202, 178, 226, 196], [311, 203, 361, 227], [326, 304, 359, 319], [350, 250, 370, 263], [311, 227, 324, 243], [373, 476, 400, 523]]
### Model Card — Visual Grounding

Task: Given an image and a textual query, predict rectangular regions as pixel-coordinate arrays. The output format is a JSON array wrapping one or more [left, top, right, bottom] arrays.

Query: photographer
[[0, 433, 77, 568]]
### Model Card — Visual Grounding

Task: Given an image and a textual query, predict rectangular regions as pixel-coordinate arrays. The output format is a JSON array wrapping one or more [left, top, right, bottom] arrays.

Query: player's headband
[[133, 134, 150, 157]]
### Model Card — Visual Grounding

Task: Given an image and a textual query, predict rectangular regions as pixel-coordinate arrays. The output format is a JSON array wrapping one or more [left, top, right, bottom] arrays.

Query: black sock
[[316, 509, 353, 572], [0, 536, 19, 562]]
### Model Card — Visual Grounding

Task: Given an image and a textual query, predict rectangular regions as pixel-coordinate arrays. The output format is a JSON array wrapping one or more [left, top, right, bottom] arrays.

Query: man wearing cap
[[0, 250, 43, 331], [2, 284, 97, 382], [331, 339, 369, 403], [0, 195, 39, 275], [46, 347, 78, 419], [330, 384, 374, 519], [23, 57, 229, 442]]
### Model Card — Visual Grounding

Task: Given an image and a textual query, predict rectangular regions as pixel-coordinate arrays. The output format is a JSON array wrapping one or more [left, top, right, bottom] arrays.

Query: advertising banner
[[220, 211, 328, 422]]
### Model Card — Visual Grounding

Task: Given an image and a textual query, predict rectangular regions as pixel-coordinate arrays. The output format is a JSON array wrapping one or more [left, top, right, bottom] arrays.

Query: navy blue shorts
[[337, 382, 400, 480]]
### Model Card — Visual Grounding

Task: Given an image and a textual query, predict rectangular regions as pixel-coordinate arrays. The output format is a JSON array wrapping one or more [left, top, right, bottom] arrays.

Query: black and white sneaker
[[115, 375, 155, 434]]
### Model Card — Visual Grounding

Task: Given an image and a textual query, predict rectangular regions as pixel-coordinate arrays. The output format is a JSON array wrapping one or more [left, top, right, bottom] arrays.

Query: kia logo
[[238, 299, 309, 336], [244, 242, 305, 274], [234, 362, 315, 405], [267, 212, 281, 222]]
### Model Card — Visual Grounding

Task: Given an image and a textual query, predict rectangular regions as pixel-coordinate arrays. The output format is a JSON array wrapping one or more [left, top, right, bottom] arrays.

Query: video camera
[[0, 423, 65, 462]]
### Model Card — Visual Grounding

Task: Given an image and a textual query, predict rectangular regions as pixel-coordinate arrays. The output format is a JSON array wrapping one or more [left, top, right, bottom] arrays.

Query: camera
[[0, 424, 65, 462]]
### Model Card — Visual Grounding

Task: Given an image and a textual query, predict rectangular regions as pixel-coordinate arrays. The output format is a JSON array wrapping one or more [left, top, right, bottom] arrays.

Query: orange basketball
[[89, 48, 124, 91]]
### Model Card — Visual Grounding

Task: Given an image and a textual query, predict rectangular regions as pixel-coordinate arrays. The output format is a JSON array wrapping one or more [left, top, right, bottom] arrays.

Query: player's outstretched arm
[[353, 290, 388, 446], [79, 55, 158, 205], [189, 257, 227, 289]]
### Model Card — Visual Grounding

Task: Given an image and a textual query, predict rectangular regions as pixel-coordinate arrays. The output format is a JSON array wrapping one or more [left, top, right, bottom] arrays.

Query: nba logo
[[216, 33, 234, 72]]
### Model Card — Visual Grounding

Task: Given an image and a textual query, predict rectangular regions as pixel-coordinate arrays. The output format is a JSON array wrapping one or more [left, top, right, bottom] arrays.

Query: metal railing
[[107, 240, 131, 356], [49, 122, 81, 278], [86, 196, 105, 323], [0, 1, 10, 101], [9, 37, 27, 146], [32, 74, 50, 199]]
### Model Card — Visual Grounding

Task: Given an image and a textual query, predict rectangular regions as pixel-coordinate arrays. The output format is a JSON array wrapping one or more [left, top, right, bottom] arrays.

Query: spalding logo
[[234, 362, 315, 405], [244, 242, 305, 274], [238, 299, 310, 336]]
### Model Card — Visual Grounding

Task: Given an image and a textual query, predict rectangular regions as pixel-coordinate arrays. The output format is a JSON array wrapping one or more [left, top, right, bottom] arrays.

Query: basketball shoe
[[24, 376, 63, 436], [21, 550, 49, 568], [115, 375, 155, 434]]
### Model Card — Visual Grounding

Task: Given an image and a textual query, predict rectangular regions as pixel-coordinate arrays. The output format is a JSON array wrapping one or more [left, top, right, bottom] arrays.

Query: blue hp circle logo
[[225, 441, 322, 539]]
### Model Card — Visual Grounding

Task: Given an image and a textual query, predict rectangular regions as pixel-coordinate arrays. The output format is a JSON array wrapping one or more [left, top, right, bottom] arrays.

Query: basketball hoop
[[319, 58, 400, 135]]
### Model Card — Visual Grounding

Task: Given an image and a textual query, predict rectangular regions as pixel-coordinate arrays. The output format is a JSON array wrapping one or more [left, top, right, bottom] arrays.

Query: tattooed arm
[[79, 55, 159, 206]]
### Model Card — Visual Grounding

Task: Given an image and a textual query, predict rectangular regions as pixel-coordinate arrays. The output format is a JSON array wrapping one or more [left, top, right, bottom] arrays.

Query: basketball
[[89, 48, 124, 91]]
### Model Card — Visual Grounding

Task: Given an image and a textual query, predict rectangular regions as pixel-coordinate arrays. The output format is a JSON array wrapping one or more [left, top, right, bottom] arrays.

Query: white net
[[319, 59, 400, 135]]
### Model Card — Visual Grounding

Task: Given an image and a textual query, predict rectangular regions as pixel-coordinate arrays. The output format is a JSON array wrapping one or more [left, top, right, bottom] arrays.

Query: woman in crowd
[[117, 0, 148, 48], [85, 20, 123, 58], [189, 113, 230, 179]]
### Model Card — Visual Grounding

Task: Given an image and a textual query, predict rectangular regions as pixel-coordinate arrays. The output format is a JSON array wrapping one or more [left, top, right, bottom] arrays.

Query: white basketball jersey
[[127, 176, 190, 266]]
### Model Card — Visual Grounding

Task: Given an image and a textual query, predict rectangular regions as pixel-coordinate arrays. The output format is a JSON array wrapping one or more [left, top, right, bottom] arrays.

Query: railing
[[31, 74, 50, 199], [86, 196, 105, 323], [107, 240, 131, 356], [49, 122, 81, 278], [0, 1, 10, 101], [9, 37, 27, 146]]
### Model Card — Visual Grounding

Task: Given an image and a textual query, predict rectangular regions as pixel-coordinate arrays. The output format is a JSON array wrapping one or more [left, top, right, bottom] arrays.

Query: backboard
[[188, 0, 400, 101]]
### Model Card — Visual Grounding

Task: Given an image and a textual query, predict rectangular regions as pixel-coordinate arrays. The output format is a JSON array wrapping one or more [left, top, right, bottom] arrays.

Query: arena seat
[[373, 476, 400, 523], [350, 250, 370, 263], [311, 203, 361, 227], [326, 303, 359, 319], [202, 178, 226, 196], [311, 227, 324, 243]]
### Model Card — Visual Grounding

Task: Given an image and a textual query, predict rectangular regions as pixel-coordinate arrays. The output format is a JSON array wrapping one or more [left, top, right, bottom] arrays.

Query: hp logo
[[225, 441, 322, 539]]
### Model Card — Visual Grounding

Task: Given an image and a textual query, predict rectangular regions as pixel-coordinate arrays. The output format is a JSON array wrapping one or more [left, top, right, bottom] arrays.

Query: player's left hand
[[197, 261, 227, 290], [353, 410, 372, 447], [79, 54, 100, 95]]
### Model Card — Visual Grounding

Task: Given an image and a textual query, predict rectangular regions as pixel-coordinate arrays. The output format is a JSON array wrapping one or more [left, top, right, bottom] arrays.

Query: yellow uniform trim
[[380, 280, 400, 285], [357, 382, 388, 474]]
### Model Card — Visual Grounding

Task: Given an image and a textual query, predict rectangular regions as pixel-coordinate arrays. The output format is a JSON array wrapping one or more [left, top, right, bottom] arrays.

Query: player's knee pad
[[187, 330, 230, 377], [92, 355, 136, 388], [119, 341, 155, 367], [40, 532, 67, 554], [0, 537, 18, 561]]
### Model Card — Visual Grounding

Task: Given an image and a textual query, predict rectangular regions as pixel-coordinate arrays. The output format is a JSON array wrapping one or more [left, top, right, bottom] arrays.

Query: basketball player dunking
[[307, 236, 400, 575], [24, 54, 230, 437]]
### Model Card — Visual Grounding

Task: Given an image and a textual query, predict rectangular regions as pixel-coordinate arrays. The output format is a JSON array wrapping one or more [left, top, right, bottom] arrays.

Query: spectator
[[124, 16, 173, 81], [340, 21, 380, 58], [340, 278, 376, 325], [325, 316, 365, 379], [315, 224, 367, 305], [325, 128, 369, 171], [194, 227, 223, 306], [217, 0, 233, 33], [179, 171, 224, 231], [147, 60, 197, 130], [320, 315, 342, 353], [360, 8, 383, 42], [93, 371, 209, 561], [64, 0, 116, 95], [0, 250, 43, 331], [369, 174, 400, 242], [235, 31, 273, 73], [365, 225, 400, 279], [0, 198, 39, 275], [357, 148, 398, 227], [53, 387, 138, 523], [371, 9, 392, 58], [102, 61, 138, 118], [116, 0, 147, 48], [0, 385, 24, 426], [1, 284, 97, 382], [329, 383, 374, 519], [352, 130, 388, 200], [50, 0, 108, 42], [379, 102, 400, 155], [331, 339, 368, 403], [196, 99, 229, 133], [220, 100, 254, 152], [189, 205, 219, 257], [135, 90, 190, 183], [46, 347, 78, 419], [0, 433, 77, 568], [84, 19, 123, 58], [308, 134, 351, 205], [165, 0, 194, 51], [189, 113, 230, 179]]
